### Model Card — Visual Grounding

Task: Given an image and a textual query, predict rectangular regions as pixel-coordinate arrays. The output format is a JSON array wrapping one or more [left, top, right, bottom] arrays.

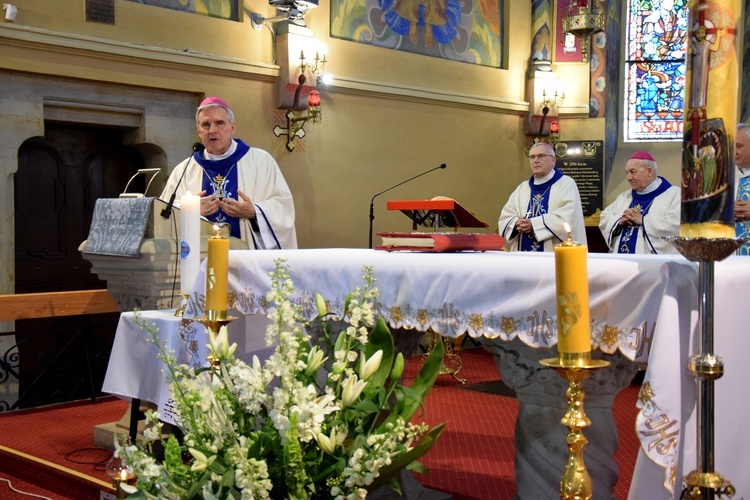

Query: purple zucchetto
[[198, 96, 230, 111], [629, 151, 655, 162]]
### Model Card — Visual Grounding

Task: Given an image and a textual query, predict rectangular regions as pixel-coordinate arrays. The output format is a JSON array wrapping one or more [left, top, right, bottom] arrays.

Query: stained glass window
[[624, 0, 689, 141]]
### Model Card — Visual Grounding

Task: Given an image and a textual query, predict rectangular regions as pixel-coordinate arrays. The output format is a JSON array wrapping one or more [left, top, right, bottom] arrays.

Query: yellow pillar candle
[[554, 224, 591, 354], [205, 225, 229, 313]]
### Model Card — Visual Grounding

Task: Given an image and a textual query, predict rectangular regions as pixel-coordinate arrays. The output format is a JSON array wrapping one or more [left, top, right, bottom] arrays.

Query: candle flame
[[564, 222, 571, 233]]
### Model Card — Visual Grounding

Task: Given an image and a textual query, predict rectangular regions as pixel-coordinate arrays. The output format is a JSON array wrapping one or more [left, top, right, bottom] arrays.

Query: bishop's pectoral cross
[[212, 173, 228, 199]]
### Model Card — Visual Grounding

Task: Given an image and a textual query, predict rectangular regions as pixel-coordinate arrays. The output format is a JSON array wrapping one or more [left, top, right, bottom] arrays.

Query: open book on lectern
[[386, 196, 489, 231], [376, 197, 504, 252]]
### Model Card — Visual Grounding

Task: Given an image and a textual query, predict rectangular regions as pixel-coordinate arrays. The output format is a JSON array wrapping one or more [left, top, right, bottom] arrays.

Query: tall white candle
[[180, 191, 201, 296]]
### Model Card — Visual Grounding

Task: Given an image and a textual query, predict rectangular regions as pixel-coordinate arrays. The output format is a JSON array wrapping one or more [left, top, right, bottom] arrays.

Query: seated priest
[[734, 122, 750, 254], [498, 142, 587, 251], [161, 96, 298, 250], [599, 151, 680, 254]]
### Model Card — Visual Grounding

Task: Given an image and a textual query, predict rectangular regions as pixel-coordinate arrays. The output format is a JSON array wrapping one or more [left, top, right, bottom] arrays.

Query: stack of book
[[375, 231, 505, 252]]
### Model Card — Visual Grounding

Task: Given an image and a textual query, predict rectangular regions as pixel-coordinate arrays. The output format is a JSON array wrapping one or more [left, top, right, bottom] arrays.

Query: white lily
[[120, 483, 138, 494], [188, 447, 216, 473], [391, 352, 405, 379], [359, 350, 383, 380], [315, 426, 347, 455], [341, 374, 367, 406], [315, 429, 336, 455], [315, 293, 328, 316], [208, 325, 237, 359], [305, 346, 327, 376]]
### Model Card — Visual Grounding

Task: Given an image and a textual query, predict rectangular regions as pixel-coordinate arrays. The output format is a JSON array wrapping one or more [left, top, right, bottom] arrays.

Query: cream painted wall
[[0, 0, 594, 255]]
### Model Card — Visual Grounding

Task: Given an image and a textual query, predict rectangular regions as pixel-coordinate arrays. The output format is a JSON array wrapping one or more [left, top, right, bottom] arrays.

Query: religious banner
[[680, 0, 740, 238], [330, 0, 504, 68]]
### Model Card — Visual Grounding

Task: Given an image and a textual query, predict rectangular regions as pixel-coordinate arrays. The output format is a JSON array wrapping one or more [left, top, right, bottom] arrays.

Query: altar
[[103, 248, 750, 498]]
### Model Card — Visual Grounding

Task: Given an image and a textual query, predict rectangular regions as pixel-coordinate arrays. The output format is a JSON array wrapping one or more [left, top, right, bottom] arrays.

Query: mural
[[126, 0, 239, 21], [330, 0, 504, 68], [530, 0, 553, 65]]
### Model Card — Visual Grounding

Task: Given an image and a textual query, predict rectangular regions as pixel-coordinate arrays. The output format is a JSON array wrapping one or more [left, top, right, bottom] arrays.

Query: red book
[[375, 232, 505, 252]]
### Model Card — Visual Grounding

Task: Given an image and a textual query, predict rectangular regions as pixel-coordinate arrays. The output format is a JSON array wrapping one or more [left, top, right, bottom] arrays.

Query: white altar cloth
[[102, 309, 272, 424], [103, 248, 750, 498]]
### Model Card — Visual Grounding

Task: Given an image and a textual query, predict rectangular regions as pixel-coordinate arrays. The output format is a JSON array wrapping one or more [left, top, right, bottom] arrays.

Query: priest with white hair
[[599, 151, 680, 254], [498, 142, 587, 251], [161, 96, 297, 250]]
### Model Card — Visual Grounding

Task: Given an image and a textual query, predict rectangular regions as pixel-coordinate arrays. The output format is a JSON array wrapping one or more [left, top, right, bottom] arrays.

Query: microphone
[[161, 142, 203, 219], [368, 163, 447, 248]]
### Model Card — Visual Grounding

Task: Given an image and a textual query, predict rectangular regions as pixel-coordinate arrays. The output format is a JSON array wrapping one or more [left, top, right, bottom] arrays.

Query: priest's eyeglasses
[[529, 154, 553, 160]]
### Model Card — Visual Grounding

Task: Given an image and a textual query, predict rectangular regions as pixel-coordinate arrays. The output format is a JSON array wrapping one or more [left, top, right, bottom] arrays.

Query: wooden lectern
[[387, 197, 489, 231]]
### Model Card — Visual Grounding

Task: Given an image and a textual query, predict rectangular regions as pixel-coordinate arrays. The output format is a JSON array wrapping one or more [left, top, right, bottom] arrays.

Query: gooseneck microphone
[[368, 163, 447, 248], [161, 142, 204, 219]]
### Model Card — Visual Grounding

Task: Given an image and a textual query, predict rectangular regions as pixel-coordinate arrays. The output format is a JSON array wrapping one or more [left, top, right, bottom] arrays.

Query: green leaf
[[220, 467, 235, 489], [365, 423, 445, 492], [352, 398, 380, 413], [406, 460, 429, 475], [185, 468, 213, 498], [381, 338, 444, 430], [363, 317, 395, 397]]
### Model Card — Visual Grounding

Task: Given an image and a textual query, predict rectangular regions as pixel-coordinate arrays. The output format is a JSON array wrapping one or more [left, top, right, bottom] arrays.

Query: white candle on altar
[[180, 191, 201, 296]]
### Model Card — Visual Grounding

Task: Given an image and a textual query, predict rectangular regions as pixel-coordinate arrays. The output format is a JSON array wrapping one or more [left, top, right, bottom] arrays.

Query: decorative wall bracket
[[273, 75, 321, 152]]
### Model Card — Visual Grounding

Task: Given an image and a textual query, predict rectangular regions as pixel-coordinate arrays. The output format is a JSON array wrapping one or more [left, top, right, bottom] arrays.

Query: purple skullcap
[[198, 96, 230, 110], [629, 150, 655, 161]]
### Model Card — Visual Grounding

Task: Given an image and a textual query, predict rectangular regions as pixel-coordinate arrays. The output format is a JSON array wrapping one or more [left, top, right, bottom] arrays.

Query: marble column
[[481, 337, 639, 499]]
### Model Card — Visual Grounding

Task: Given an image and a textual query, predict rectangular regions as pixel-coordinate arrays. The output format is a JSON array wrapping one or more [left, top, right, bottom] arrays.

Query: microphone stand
[[368, 163, 447, 248], [161, 143, 203, 219]]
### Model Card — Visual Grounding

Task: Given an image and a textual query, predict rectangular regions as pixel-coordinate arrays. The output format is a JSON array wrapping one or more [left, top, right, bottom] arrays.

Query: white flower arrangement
[[117, 259, 444, 499]]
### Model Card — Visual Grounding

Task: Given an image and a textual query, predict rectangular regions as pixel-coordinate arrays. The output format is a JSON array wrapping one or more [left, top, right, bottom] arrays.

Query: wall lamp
[[541, 89, 565, 111], [561, 0, 604, 63], [273, 74, 321, 152], [299, 50, 329, 86]]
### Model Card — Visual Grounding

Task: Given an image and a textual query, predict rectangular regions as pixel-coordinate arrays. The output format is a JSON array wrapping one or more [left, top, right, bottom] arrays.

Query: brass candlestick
[[196, 309, 237, 368], [665, 236, 743, 499], [540, 353, 610, 500]]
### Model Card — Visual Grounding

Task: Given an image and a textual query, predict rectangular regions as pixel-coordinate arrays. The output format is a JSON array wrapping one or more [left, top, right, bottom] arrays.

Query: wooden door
[[12, 123, 144, 408]]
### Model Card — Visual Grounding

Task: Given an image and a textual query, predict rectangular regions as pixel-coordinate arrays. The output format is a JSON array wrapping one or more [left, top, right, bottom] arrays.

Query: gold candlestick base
[[682, 470, 735, 499], [540, 354, 610, 500], [196, 309, 237, 368]]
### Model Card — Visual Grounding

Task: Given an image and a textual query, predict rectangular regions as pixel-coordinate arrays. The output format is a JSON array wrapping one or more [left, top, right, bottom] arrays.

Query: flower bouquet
[[117, 260, 445, 499]]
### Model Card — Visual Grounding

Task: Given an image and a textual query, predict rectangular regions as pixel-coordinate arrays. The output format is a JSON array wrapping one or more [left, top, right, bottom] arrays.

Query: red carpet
[[0, 348, 639, 499], [403, 348, 640, 500]]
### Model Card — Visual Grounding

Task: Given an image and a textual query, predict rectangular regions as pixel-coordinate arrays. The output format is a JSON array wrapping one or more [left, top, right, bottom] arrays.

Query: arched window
[[624, 0, 689, 142]]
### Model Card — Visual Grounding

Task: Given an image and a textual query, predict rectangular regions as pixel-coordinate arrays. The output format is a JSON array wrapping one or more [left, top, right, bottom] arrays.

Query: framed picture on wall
[[330, 0, 505, 68], [126, 0, 239, 21]]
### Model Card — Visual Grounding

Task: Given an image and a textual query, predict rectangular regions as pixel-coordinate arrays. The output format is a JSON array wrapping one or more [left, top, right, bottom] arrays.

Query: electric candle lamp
[[554, 222, 591, 357], [179, 191, 200, 296], [105, 455, 135, 500], [205, 224, 229, 316], [308, 90, 321, 107]]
